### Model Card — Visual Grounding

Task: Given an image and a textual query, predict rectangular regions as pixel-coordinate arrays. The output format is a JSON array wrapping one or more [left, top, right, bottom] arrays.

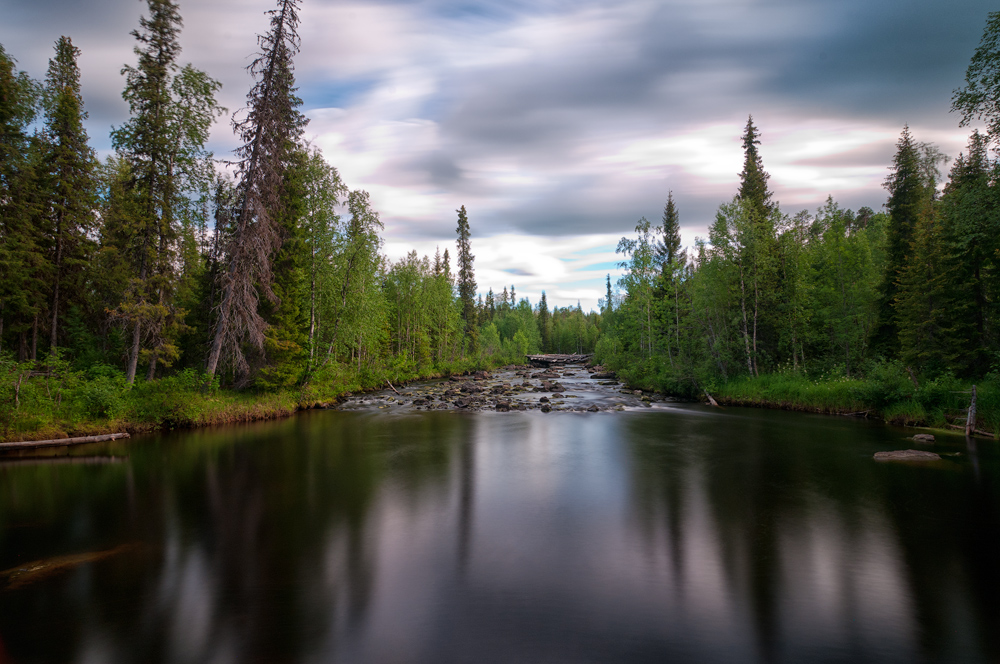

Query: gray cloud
[[2, 0, 992, 248]]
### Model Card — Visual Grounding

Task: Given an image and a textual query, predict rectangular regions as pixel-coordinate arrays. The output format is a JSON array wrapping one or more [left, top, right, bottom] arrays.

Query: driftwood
[[0, 432, 130, 451], [948, 424, 995, 438], [385, 380, 400, 395], [704, 390, 720, 407]]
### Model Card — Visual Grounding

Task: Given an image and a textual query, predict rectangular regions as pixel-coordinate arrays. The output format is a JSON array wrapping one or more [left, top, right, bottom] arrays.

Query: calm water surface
[[1, 405, 999, 663]]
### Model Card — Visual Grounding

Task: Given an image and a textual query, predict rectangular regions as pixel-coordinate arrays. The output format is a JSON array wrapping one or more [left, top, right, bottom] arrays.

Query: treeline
[[0, 0, 598, 416], [602, 12, 1000, 415]]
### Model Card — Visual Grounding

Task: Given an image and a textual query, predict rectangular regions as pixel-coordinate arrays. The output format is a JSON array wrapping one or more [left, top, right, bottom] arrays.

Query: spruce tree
[[112, 0, 222, 382], [871, 126, 929, 356], [0, 44, 41, 357], [656, 191, 683, 271], [738, 115, 774, 222], [455, 205, 477, 332], [538, 291, 551, 352], [41, 36, 96, 355], [207, 0, 306, 379]]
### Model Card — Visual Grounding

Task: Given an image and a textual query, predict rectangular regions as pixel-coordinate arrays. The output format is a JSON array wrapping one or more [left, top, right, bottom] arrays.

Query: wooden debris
[[0, 432, 130, 451], [704, 390, 720, 407], [526, 354, 592, 366]]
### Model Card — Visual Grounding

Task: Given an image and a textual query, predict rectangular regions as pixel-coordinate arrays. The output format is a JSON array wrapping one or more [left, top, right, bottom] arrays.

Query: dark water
[[1, 405, 999, 663]]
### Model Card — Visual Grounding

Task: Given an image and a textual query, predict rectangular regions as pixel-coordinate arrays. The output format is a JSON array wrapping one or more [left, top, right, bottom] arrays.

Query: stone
[[540, 397, 550, 403], [587, 404, 600, 412], [551, 393, 564, 398], [912, 434, 935, 443], [590, 371, 616, 379], [495, 401, 511, 412], [874, 449, 942, 462]]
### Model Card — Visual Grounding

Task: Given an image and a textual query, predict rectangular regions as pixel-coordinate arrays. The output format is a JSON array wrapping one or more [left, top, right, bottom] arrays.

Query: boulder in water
[[912, 434, 935, 443]]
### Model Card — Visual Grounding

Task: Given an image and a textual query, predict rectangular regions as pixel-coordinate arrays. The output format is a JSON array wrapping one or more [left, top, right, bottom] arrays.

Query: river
[[1, 367, 998, 663]]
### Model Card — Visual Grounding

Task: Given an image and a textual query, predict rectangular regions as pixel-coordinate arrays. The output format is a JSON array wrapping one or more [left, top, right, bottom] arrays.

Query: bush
[[75, 376, 126, 420]]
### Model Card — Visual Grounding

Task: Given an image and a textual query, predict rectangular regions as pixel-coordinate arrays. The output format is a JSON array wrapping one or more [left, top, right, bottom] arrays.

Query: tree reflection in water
[[0, 406, 998, 662]]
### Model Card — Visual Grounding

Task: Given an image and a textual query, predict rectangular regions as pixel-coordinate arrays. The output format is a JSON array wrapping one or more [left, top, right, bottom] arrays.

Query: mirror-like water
[[1, 404, 998, 663]]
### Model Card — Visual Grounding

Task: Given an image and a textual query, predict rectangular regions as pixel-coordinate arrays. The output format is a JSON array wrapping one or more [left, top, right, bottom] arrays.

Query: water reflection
[[0, 407, 998, 662]]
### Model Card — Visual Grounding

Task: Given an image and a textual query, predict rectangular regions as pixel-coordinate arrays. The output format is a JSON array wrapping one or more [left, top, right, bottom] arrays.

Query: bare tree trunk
[[31, 313, 38, 361], [309, 248, 316, 366], [738, 262, 753, 375], [147, 352, 158, 381], [50, 210, 64, 354], [966, 385, 977, 436], [752, 274, 759, 377], [126, 320, 142, 384]]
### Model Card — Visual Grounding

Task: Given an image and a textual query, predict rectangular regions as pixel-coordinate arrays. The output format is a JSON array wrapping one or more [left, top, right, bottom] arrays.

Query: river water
[[1, 367, 999, 663]]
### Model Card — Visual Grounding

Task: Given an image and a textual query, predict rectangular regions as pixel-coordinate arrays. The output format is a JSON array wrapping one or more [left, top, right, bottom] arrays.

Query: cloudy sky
[[2, 0, 994, 309]]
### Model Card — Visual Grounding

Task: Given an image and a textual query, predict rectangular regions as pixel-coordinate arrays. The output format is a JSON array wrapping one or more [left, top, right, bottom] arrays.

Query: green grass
[[712, 369, 997, 435], [0, 353, 516, 443]]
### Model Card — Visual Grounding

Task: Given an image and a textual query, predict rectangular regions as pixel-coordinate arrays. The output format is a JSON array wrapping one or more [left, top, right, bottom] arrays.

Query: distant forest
[[2, 0, 1000, 405]]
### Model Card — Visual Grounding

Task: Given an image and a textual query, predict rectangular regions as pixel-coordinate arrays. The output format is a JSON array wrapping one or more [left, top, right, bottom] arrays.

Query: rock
[[541, 404, 552, 413], [874, 449, 942, 462], [540, 396, 550, 403], [454, 399, 469, 409], [587, 404, 600, 412], [590, 371, 616, 379], [551, 393, 564, 398], [412, 398, 427, 406], [495, 401, 511, 412], [912, 434, 936, 443]]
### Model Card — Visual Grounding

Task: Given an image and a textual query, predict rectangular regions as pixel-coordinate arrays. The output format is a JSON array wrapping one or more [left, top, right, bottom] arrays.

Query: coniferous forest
[[2, 2, 1000, 439]]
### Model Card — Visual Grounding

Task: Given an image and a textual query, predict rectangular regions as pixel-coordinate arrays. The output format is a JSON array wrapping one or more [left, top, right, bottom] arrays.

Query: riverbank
[[597, 354, 998, 437], [0, 358, 505, 444], [709, 372, 997, 437]]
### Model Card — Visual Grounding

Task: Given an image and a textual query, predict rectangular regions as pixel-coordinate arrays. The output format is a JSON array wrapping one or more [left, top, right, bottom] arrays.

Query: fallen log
[[704, 390, 720, 407], [0, 432, 130, 451]]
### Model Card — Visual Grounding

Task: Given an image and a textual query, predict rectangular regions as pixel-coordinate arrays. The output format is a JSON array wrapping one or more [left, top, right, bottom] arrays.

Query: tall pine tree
[[871, 125, 929, 357], [455, 205, 477, 338], [41, 36, 96, 356]]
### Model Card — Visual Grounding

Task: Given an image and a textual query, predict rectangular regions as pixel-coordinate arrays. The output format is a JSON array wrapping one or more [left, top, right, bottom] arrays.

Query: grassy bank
[[712, 370, 998, 436], [596, 353, 997, 436], [0, 356, 508, 444]]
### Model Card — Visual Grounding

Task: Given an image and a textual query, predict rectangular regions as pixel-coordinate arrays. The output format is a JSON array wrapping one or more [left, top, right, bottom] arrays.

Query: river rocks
[[412, 398, 428, 406], [541, 403, 552, 413], [495, 401, 511, 412], [551, 393, 564, 398], [454, 399, 469, 409], [590, 371, 616, 379], [874, 449, 942, 462], [587, 404, 600, 412], [912, 434, 936, 443], [539, 396, 549, 403]]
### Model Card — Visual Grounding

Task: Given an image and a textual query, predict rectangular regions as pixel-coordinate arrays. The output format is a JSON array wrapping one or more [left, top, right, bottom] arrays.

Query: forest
[[0, 0, 599, 440], [602, 11, 1000, 431], [1, 1, 999, 439]]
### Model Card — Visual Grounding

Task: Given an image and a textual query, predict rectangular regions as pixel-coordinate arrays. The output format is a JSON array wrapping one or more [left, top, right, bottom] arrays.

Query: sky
[[1, 0, 995, 310]]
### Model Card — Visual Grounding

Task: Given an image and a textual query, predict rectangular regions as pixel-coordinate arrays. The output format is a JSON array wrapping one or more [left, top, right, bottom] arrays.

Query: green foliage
[[952, 11, 1000, 140]]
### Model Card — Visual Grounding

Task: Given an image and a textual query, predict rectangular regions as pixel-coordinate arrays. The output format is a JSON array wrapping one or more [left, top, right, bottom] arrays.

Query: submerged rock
[[874, 449, 942, 462], [912, 434, 936, 443]]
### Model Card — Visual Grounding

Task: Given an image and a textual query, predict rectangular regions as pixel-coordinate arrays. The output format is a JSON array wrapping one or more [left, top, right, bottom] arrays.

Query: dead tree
[[206, 0, 305, 379]]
